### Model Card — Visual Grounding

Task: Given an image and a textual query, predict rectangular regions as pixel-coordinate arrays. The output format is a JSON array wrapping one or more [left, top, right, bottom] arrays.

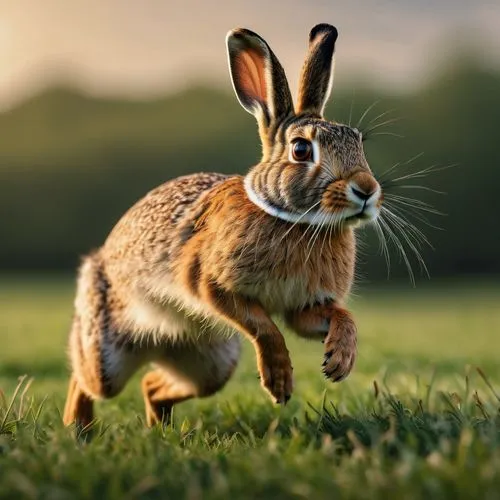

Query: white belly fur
[[123, 286, 237, 345], [239, 275, 334, 313], [124, 272, 332, 344]]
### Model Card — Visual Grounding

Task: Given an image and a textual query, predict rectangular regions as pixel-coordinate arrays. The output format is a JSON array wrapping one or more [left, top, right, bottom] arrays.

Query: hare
[[63, 23, 383, 430]]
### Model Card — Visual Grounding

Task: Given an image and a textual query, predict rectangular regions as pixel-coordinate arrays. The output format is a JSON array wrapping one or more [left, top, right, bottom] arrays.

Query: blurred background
[[0, 0, 499, 282]]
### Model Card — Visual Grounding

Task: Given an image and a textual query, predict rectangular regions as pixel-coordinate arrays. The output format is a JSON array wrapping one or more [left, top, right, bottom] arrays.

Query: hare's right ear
[[226, 28, 294, 137], [296, 24, 338, 116]]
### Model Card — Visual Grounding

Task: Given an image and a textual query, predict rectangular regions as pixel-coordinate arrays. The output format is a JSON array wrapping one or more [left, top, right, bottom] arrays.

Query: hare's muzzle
[[321, 171, 382, 224], [347, 172, 382, 222]]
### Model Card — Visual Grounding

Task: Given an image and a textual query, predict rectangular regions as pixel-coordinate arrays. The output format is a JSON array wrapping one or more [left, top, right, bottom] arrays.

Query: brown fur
[[174, 178, 355, 301]]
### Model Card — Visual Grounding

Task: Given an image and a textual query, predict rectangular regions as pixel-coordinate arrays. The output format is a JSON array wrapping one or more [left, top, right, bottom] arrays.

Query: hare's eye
[[291, 139, 313, 162]]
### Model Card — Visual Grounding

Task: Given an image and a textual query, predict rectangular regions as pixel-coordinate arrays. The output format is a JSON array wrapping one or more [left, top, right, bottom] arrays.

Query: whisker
[[377, 152, 425, 183], [382, 206, 433, 250], [382, 207, 430, 277], [362, 117, 402, 137], [325, 213, 341, 259], [365, 108, 396, 128], [320, 213, 334, 257], [386, 193, 440, 209], [365, 131, 404, 140], [292, 211, 321, 251], [384, 184, 445, 195], [378, 215, 415, 286], [303, 212, 326, 262], [385, 193, 437, 209], [373, 219, 391, 278], [384, 200, 443, 231], [305, 217, 325, 262], [384, 194, 445, 216], [378, 161, 402, 182], [307, 216, 323, 248], [356, 100, 381, 130], [387, 163, 458, 185], [278, 200, 322, 243]]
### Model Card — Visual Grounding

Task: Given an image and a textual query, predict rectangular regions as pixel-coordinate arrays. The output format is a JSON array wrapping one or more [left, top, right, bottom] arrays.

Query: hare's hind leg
[[64, 312, 146, 430], [63, 374, 94, 429], [142, 369, 194, 427], [142, 335, 241, 427], [63, 255, 144, 430]]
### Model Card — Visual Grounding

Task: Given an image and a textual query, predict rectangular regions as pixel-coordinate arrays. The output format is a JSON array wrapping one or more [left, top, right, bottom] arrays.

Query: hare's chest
[[233, 237, 355, 312], [238, 274, 333, 313]]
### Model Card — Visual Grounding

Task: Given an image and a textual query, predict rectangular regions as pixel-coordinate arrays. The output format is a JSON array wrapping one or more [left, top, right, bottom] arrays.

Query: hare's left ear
[[296, 24, 338, 116], [226, 28, 294, 136]]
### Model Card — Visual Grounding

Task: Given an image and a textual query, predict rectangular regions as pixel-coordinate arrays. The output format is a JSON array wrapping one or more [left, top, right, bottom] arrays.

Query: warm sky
[[1, 0, 499, 109]]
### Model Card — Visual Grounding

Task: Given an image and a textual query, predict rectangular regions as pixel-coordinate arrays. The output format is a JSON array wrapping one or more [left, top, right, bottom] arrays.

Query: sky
[[0, 0, 499, 109]]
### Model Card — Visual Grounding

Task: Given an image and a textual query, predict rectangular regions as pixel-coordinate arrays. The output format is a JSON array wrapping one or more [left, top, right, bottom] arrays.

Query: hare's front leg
[[286, 302, 357, 382], [322, 306, 357, 382], [203, 284, 293, 404]]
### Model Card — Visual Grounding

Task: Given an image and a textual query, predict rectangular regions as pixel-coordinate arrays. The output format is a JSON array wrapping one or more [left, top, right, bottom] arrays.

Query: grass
[[1, 277, 500, 499]]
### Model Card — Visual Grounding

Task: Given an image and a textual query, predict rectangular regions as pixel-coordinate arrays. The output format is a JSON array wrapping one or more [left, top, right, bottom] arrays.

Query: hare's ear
[[226, 28, 294, 133], [296, 24, 338, 116]]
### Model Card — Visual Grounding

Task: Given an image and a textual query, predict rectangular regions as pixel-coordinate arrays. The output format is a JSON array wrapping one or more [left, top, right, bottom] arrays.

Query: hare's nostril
[[351, 186, 372, 202]]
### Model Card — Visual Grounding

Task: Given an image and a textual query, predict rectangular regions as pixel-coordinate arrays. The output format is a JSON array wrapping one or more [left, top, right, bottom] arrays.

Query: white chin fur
[[244, 176, 362, 226], [345, 208, 380, 227]]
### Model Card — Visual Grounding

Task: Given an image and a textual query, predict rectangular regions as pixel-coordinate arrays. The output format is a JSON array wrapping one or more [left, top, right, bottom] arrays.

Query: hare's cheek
[[320, 181, 350, 213]]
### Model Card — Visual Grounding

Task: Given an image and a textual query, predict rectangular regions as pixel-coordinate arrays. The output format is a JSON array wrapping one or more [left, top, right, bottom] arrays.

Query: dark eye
[[291, 139, 313, 162]]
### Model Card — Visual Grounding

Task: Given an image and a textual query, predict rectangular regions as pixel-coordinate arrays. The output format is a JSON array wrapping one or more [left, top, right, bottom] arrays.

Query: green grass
[[1, 277, 500, 499]]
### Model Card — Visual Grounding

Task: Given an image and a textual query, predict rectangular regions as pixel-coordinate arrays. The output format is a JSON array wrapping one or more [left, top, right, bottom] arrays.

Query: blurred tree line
[[0, 55, 498, 282]]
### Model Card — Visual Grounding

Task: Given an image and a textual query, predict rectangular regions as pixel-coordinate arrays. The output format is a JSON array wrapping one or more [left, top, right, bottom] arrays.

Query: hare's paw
[[257, 339, 294, 404], [322, 309, 357, 382]]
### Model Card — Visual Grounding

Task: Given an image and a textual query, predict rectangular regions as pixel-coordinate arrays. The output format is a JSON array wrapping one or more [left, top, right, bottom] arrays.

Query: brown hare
[[63, 23, 383, 430]]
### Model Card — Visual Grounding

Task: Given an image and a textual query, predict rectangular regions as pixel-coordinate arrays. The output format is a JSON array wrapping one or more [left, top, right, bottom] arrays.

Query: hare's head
[[227, 24, 382, 227]]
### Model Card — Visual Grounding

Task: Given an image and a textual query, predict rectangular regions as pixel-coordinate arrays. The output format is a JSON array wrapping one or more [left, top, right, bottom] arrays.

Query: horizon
[[4, 47, 496, 113]]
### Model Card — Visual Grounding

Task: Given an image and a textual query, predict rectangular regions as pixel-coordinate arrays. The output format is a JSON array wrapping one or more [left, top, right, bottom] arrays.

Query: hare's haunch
[[63, 24, 383, 430]]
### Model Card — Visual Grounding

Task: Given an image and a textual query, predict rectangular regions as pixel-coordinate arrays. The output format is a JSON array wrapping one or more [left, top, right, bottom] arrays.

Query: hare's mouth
[[344, 198, 381, 223], [343, 208, 378, 226], [341, 183, 382, 225]]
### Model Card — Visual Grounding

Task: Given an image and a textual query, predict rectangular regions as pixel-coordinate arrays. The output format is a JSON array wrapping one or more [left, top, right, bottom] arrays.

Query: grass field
[[1, 277, 500, 499]]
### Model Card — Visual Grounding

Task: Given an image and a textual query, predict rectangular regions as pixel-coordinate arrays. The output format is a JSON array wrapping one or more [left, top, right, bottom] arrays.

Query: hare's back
[[102, 172, 230, 272]]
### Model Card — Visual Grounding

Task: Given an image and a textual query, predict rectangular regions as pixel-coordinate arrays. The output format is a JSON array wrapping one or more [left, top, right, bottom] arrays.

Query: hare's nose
[[351, 186, 372, 202], [348, 172, 380, 204], [349, 184, 378, 204]]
